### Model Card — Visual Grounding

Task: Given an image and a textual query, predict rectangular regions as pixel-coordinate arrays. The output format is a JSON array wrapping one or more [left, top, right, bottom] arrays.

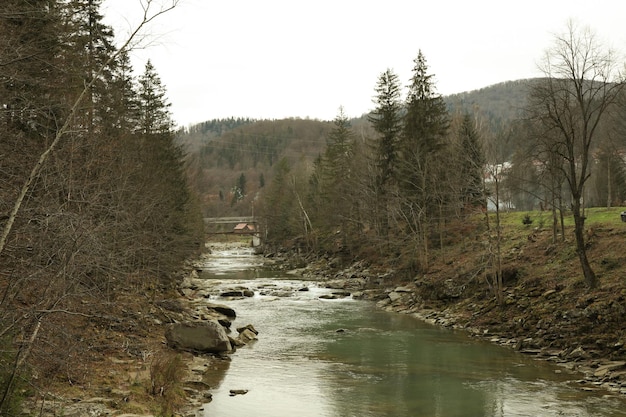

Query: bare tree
[[0, 0, 180, 257], [0, 1, 181, 411], [528, 20, 624, 288]]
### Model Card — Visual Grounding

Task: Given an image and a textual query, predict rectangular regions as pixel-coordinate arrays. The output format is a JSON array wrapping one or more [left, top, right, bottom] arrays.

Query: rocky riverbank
[[21, 242, 260, 417], [25, 233, 626, 416], [287, 248, 626, 397]]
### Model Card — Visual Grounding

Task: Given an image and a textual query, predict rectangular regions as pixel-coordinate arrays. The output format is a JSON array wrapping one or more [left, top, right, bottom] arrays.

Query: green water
[[196, 248, 626, 417]]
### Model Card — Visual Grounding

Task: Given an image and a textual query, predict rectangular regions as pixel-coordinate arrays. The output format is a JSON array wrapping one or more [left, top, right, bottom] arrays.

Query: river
[[195, 245, 626, 417]]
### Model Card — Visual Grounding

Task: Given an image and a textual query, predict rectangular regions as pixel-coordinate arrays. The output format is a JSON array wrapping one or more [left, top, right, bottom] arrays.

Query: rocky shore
[[288, 252, 626, 397], [26, 237, 626, 416], [22, 246, 260, 417]]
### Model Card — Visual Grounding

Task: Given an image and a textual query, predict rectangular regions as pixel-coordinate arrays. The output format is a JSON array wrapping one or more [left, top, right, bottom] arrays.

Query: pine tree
[[368, 69, 403, 190], [106, 49, 140, 134], [400, 50, 449, 181], [317, 107, 356, 247], [368, 69, 403, 241], [0, 0, 64, 136], [457, 114, 485, 210], [397, 51, 450, 270], [137, 60, 173, 135], [64, 0, 117, 134]]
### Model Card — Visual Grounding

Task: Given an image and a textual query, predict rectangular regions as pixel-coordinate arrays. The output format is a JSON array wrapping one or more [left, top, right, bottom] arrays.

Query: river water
[[196, 245, 626, 417]]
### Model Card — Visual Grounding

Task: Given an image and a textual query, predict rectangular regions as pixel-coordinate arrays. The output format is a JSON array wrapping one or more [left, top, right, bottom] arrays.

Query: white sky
[[102, 0, 626, 128]]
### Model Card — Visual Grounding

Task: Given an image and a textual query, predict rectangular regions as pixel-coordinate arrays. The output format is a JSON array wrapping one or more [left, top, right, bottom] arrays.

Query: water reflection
[[196, 247, 626, 417]]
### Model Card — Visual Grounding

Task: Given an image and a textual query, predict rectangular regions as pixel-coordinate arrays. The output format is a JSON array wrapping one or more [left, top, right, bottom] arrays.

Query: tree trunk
[[551, 183, 558, 244], [494, 176, 503, 305], [607, 159, 612, 208], [572, 198, 598, 288]]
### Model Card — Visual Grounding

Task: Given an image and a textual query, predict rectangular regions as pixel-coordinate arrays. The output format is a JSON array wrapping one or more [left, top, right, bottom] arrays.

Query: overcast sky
[[102, 0, 626, 128]]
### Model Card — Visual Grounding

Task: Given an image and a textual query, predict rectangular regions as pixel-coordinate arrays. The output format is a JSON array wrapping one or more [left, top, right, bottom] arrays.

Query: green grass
[[494, 207, 626, 229]]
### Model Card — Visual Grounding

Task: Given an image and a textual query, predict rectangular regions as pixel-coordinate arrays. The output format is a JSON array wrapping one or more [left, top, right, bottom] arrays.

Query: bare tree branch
[[0, 0, 180, 257]]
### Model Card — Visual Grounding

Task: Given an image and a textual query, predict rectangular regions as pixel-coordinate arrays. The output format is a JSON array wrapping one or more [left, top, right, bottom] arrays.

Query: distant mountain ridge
[[444, 79, 536, 131]]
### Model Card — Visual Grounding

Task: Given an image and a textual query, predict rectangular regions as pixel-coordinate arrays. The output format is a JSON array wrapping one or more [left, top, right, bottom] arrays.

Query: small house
[[233, 223, 255, 234]]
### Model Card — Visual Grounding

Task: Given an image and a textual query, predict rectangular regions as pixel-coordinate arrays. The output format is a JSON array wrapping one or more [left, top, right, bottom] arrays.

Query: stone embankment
[[293, 253, 626, 397]]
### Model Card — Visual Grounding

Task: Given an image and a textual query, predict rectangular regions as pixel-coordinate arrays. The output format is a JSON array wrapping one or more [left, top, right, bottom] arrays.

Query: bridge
[[204, 216, 256, 225], [203, 217, 261, 246]]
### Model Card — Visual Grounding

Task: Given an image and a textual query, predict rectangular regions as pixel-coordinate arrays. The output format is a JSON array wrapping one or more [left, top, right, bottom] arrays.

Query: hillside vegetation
[[176, 80, 534, 219], [0, 2, 204, 415], [175, 39, 626, 394]]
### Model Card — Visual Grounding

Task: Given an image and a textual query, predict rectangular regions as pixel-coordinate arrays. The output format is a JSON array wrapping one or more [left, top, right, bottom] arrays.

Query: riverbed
[[194, 244, 626, 417]]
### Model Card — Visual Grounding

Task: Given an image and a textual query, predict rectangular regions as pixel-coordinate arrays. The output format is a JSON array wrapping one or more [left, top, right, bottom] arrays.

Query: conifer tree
[[318, 107, 355, 247], [368, 69, 402, 240], [137, 60, 173, 135], [106, 49, 140, 134], [457, 113, 486, 210], [64, 0, 117, 134], [397, 51, 450, 270], [368, 69, 403, 189], [399, 50, 449, 193]]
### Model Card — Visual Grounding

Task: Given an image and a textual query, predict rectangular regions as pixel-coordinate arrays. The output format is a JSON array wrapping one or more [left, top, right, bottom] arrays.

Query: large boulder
[[206, 302, 236, 318], [165, 321, 232, 353]]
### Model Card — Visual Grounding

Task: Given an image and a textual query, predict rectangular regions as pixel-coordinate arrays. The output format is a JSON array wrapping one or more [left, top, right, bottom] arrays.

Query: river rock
[[319, 294, 337, 300], [165, 321, 232, 353], [238, 328, 258, 344], [220, 290, 245, 298], [229, 335, 246, 348], [206, 302, 237, 318], [181, 271, 198, 290], [594, 361, 626, 377], [568, 346, 588, 359], [218, 318, 232, 328], [237, 324, 258, 335], [388, 291, 403, 303]]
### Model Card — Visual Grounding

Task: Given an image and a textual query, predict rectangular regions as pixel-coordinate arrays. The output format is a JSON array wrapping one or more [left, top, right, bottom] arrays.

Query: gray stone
[[319, 294, 341, 300], [165, 321, 232, 353], [238, 329, 258, 344], [220, 290, 245, 298], [594, 361, 626, 377], [236, 324, 258, 335], [388, 291, 403, 303], [568, 346, 587, 359], [206, 302, 236, 318]]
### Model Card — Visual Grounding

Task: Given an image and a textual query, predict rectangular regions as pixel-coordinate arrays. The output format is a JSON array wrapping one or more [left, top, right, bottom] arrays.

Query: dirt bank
[[294, 225, 626, 396]]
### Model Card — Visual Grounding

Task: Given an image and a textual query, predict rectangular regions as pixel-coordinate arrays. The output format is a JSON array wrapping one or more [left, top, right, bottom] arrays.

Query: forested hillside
[[176, 79, 533, 219], [180, 39, 626, 295], [445, 79, 536, 132], [0, 1, 203, 414], [180, 118, 335, 217]]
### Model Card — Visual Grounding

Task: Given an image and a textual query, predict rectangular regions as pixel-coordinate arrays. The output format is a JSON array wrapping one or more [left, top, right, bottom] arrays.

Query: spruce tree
[[457, 113, 486, 210], [137, 60, 173, 135], [368, 69, 403, 190], [368, 69, 403, 241], [64, 0, 117, 134], [397, 51, 450, 270], [400, 50, 449, 180], [318, 107, 355, 247]]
